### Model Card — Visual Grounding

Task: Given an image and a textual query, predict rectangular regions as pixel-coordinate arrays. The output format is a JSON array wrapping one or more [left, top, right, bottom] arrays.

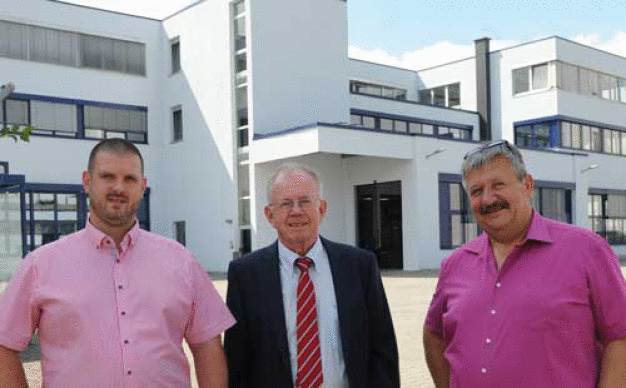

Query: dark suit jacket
[[224, 237, 399, 388]]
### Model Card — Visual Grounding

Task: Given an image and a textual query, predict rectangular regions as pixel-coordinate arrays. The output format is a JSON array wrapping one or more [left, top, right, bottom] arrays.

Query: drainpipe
[[474, 38, 491, 141]]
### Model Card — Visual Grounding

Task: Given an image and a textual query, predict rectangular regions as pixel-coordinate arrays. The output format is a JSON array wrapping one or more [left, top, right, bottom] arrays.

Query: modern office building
[[1, 0, 625, 280]]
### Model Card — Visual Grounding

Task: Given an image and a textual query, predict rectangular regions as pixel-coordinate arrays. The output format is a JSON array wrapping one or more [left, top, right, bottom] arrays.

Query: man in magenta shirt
[[0, 139, 235, 387], [424, 140, 626, 387]]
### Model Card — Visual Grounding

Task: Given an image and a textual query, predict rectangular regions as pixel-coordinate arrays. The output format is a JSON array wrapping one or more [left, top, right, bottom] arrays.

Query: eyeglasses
[[272, 198, 318, 211], [463, 140, 514, 160]]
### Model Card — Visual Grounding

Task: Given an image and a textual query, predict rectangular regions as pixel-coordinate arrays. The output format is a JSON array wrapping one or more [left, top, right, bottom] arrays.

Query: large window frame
[[350, 80, 407, 100], [589, 189, 626, 245], [515, 116, 626, 157], [1, 93, 148, 144], [350, 109, 472, 141], [418, 82, 461, 108], [0, 19, 146, 76]]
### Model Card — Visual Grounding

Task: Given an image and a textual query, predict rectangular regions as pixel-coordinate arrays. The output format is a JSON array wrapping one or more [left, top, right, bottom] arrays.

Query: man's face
[[264, 171, 327, 253], [464, 155, 534, 238], [82, 151, 146, 230]]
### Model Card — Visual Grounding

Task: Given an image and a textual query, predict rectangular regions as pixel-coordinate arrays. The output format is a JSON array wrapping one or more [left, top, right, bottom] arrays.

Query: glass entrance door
[[0, 177, 25, 281], [356, 181, 403, 269]]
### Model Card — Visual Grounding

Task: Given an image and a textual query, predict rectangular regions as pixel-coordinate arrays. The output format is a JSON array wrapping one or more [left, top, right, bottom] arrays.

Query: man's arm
[[190, 336, 228, 388], [224, 261, 249, 388], [598, 338, 626, 388], [0, 345, 27, 387], [364, 253, 400, 388], [423, 327, 450, 388]]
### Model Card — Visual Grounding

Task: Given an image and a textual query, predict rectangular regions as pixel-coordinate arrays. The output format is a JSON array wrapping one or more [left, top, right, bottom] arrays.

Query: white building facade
[[1, 0, 625, 280]]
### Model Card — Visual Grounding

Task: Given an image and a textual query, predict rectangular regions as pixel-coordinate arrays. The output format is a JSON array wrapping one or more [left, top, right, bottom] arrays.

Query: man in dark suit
[[225, 164, 399, 388]]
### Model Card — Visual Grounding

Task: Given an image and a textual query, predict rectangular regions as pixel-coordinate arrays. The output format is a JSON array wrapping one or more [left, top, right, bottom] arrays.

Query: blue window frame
[[515, 116, 626, 157], [350, 109, 473, 141], [1, 93, 148, 144]]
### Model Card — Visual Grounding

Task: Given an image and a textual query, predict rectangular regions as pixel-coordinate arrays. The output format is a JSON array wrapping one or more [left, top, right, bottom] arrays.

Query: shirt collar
[[278, 237, 323, 270], [85, 216, 141, 252], [462, 210, 553, 255]]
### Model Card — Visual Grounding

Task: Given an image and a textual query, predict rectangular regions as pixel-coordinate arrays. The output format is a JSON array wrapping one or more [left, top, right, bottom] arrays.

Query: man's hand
[[598, 338, 626, 388], [0, 345, 27, 387], [423, 327, 450, 388], [190, 336, 228, 388]]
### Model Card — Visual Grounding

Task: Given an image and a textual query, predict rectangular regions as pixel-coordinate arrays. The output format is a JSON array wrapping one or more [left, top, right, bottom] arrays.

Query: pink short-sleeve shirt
[[425, 212, 626, 387], [0, 221, 235, 387]]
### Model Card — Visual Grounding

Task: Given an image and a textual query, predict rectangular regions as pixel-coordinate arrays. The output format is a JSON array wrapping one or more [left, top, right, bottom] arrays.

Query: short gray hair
[[461, 140, 527, 187], [266, 163, 323, 203]]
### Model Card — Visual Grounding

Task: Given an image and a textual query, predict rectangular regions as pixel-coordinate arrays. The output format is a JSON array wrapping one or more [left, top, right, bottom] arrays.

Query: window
[[557, 61, 626, 104], [350, 81, 407, 100], [517, 118, 626, 156], [515, 125, 533, 147], [513, 63, 549, 94], [439, 178, 478, 249], [448, 83, 461, 107], [418, 83, 461, 108], [174, 221, 186, 246], [589, 191, 626, 244], [350, 111, 472, 139], [4, 99, 28, 126], [30, 101, 77, 135], [170, 38, 180, 74], [234, 16, 246, 51], [84, 105, 147, 142], [172, 107, 183, 143], [3, 94, 146, 142], [532, 187, 572, 223], [531, 64, 548, 89], [0, 20, 146, 75], [513, 67, 530, 94], [25, 191, 81, 253], [557, 62, 579, 92]]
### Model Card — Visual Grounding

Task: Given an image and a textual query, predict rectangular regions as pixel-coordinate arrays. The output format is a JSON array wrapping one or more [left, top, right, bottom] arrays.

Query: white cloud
[[350, 32, 626, 70], [571, 31, 626, 58]]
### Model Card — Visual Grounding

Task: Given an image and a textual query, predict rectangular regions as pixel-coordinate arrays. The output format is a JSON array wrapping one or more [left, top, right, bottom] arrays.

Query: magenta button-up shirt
[[426, 212, 626, 387], [0, 221, 235, 387]]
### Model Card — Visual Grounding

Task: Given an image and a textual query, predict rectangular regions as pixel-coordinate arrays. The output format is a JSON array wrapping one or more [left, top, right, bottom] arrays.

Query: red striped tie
[[295, 257, 323, 388]]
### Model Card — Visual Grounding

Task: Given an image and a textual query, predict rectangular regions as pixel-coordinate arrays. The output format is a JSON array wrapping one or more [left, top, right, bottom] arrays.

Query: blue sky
[[349, 0, 626, 55], [66, 0, 626, 69]]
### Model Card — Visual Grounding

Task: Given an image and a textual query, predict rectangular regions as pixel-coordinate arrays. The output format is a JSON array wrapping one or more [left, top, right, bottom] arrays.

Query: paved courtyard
[[3, 263, 626, 387]]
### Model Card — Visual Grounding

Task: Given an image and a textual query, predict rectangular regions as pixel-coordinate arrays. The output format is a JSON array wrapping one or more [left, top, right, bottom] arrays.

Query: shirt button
[[127, 370, 132, 375], [116, 259, 121, 263], [121, 311, 126, 316], [495, 282, 501, 288], [490, 309, 496, 315], [485, 338, 492, 344], [118, 285, 123, 290], [481, 368, 487, 374], [124, 339, 129, 344]]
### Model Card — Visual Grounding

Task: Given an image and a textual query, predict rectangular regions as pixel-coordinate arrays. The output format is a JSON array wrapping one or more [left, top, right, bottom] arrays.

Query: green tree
[[1, 124, 31, 142]]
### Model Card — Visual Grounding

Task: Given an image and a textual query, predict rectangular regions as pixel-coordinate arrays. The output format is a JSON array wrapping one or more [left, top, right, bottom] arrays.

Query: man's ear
[[82, 170, 91, 194]]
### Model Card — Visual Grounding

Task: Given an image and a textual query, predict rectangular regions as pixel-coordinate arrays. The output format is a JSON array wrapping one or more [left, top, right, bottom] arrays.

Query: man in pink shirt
[[424, 140, 626, 387], [0, 139, 235, 387]]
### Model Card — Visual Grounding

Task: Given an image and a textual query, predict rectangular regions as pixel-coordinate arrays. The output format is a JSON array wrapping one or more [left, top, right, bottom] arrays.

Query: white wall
[[160, 0, 238, 271], [248, 0, 350, 134]]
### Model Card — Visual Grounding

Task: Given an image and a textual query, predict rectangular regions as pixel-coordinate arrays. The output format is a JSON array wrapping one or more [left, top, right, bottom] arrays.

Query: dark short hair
[[87, 139, 144, 173]]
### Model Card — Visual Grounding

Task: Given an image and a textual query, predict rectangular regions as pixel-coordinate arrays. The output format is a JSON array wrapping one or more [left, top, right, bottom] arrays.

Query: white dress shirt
[[278, 238, 349, 388]]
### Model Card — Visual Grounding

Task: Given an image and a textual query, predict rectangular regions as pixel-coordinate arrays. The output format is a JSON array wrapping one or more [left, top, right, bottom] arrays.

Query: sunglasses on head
[[463, 140, 514, 160]]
